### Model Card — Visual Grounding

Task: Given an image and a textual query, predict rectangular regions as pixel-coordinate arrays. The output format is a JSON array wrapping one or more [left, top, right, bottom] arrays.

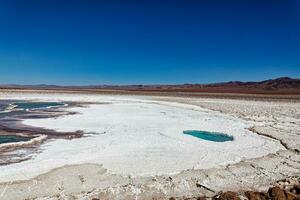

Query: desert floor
[[0, 91, 299, 200]]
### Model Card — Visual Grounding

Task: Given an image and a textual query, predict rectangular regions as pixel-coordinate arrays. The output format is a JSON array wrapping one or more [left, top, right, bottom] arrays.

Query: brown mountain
[[109, 77, 300, 94], [1, 77, 299, 95]]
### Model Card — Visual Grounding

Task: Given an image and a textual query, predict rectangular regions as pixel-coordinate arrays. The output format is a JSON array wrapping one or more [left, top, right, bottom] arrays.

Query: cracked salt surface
[[0, 94, 284, 182]]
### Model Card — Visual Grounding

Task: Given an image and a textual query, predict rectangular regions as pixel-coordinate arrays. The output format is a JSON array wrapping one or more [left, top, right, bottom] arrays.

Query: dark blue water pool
[[183, 130, 234, 142], [13, 102, 65, 110], [0, 135, 34, 144]]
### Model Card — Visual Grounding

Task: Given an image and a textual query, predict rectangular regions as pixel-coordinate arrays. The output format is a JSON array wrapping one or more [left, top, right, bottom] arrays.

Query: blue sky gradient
[[0, 0, 299, 85]]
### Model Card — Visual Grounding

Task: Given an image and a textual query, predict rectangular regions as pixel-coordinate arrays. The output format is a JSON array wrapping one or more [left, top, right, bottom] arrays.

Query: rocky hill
[[1, 77, 299, 94]]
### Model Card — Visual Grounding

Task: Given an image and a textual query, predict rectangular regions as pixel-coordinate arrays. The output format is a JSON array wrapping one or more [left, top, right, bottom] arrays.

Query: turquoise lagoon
[[13, 102, 65, 110], [0, 135, 34, 144], [183, 130, 234, 142]]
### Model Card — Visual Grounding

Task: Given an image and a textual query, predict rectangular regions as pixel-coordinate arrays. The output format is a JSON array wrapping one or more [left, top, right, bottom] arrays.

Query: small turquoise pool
[[183, 130, 234, 142], [0, 135, 34, 144], [13, 102, 65, 110]]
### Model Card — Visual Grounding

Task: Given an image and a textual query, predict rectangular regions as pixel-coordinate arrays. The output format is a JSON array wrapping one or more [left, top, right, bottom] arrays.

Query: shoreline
[[0, 100, 87, 166]]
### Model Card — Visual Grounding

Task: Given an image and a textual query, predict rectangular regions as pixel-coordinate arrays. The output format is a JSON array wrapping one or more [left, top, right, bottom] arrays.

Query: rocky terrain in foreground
[[88, 177, 300, 200], [167, 177, 300, 200]]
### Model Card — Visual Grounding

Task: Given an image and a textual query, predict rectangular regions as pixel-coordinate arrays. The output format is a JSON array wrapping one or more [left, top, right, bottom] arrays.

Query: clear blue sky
[[0, 0, 299, 85]]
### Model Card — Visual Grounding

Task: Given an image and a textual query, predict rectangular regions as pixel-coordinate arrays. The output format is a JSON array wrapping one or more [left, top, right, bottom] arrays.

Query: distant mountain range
[[1, 77, 300, 94]]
